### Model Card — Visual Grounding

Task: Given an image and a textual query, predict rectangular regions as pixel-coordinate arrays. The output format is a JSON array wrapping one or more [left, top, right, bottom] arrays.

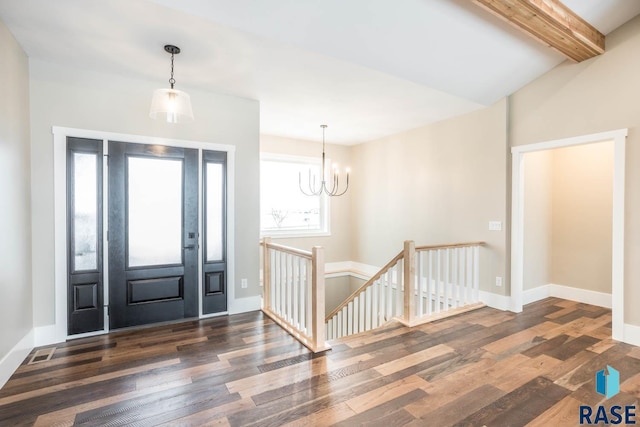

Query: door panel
[[108, 142, 198, 329], [67, 137, 103, 335], [203, 150, 227, 314]]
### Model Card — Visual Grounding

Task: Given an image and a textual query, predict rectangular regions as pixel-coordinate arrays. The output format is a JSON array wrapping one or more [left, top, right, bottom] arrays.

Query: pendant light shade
[[149, 44, 194, 123], [149, 88, 194, 123]]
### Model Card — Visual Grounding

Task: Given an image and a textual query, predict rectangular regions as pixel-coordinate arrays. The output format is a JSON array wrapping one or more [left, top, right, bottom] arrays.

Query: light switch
[[489, 221, 502, 231]]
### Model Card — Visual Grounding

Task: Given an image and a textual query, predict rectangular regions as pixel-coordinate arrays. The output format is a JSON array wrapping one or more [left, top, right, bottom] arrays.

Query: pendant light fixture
[[299, 125, 350, 197], [149, 44, 194, 123]]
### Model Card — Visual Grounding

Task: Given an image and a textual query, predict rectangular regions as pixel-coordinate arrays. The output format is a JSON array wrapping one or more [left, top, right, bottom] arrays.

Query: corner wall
[[350, 99, 509, 296], [0, 20, 33, 383]]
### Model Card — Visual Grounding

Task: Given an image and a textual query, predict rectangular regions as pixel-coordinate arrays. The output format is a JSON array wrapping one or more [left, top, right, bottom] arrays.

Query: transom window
[[260, 153, 329, 236]]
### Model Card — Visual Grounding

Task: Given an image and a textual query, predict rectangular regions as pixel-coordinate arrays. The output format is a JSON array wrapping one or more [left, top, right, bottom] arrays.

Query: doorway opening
[[510, 129, 627, 341]]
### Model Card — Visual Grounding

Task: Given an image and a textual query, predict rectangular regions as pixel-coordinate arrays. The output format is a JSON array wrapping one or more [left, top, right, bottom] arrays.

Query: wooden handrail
[[415, 241, 485, 251], [262, 240, 313, 259], [325, 251, 404, 321]]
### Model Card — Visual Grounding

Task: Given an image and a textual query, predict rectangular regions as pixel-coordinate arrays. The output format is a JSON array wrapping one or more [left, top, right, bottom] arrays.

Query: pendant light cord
[[169, 52, 175, 89]]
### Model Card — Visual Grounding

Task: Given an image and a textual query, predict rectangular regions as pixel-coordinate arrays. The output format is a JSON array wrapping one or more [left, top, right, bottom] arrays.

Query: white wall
[[509, 15, 640, 323], [29, 59, 260, 327], [0, 21, 32, 360]]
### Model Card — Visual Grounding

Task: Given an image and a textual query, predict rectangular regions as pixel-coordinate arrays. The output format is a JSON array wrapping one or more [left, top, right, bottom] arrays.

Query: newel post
[[262, 237, 272, 310], [403, 240, 416, 325], [311, 246, 326, 351]]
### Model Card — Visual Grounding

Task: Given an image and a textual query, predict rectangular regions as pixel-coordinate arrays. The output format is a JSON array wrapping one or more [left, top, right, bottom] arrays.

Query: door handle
[[183, 244, 197, 250]]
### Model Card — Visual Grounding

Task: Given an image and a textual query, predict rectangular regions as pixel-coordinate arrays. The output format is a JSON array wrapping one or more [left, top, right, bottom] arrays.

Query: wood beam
[[472, 0, 605, 62]]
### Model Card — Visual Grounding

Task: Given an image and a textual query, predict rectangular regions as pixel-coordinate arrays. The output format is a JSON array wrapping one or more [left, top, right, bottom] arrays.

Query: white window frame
[[260, 152, 331, 238]]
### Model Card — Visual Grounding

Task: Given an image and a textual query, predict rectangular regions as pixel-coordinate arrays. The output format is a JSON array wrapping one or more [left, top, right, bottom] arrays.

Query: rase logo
[[579, 366, 636, 425], [597, 365, 620, 399]]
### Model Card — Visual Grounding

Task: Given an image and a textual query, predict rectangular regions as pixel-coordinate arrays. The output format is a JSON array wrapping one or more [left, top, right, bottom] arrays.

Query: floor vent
[[27, 347, 56, 365]]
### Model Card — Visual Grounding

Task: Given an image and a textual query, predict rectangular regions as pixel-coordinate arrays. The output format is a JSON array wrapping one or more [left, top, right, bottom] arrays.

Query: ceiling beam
[[471, 0, 605, 62]]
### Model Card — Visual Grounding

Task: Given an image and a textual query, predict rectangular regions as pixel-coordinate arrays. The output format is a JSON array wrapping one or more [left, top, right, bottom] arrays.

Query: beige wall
[[523, 144, 613, 294], [523, 151, 552, 290], [325, 275, 365, 316], [509, 15, 640, 323], [29, 59, 260, 326], [260, 134, 352, 262], [350, 99, 508, 294], [0, 21, 32, 358], [551, 142, 613, 293]]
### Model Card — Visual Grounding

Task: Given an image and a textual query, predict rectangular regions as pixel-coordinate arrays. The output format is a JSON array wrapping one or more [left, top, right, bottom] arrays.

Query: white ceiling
[[1, 0, 639, 144]]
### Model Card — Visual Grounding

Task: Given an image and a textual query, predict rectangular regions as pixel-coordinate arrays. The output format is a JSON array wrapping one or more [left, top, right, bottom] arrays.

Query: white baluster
[[426, 251, 432, 314], [444, 248, 450, 312], [460, 248, 469, 305], [466, 247, 473, 304], [342, 307, 348, 337], [396, 260, 403, 317], [386, 271, 392, 321], [451, 248, 458, 309], [372, 282, 379, 329], [353, 296, 360, 334], [365, 287, 372, 331], [287, 254, 293, 321], [473, 245, 480, 303], [270, 249, 276, 312], [292, 257, 299, 329], [417, 252, 424, 317], [347, 301, 353, 336], [435, 249, 441, 313], [359, 294, 365, 333]]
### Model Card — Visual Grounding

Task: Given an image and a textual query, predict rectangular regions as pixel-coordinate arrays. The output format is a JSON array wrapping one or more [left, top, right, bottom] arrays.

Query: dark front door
[[108, 142, 198, 329]]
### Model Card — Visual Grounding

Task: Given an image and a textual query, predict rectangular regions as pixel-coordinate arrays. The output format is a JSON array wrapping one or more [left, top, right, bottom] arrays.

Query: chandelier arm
[[299, 168, 323, 196], [326, 171, 338, 195], [331, 176, 350, 196]]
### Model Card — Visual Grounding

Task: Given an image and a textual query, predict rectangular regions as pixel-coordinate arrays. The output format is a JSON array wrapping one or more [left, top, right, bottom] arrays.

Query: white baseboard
[[479, 291, 511, 311], [523, 284, 611, 308], [325, 261, 377, 280], [34, 324, 63, 347], [623, 323, 640, 347], [229, 295, 262, 314], [0, 330, 34, 389], [522, 285, 551, 305]]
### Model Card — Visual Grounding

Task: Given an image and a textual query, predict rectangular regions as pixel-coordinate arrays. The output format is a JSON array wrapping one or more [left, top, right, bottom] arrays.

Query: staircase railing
[[261, 237, 329, 353], [409, 242, 485, 326], [325, 241, 485, 339], [325, 250, 405, 340]]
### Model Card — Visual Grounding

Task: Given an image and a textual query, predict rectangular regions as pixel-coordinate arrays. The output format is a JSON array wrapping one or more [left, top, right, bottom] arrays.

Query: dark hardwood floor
[[1, 298, 638, 426]]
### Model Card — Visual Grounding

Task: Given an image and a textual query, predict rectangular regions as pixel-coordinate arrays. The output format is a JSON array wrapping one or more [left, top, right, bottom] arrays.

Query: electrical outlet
[[495, 276, 503, 287], [241, 278, 248, 289]]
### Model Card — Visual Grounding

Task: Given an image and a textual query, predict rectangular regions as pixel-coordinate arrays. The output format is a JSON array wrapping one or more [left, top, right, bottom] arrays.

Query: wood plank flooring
[[1, 298, 639, 426]]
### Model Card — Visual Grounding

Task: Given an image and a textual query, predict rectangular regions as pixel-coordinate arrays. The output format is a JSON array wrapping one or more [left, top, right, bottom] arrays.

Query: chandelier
[[299, 125, 350, 197]]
